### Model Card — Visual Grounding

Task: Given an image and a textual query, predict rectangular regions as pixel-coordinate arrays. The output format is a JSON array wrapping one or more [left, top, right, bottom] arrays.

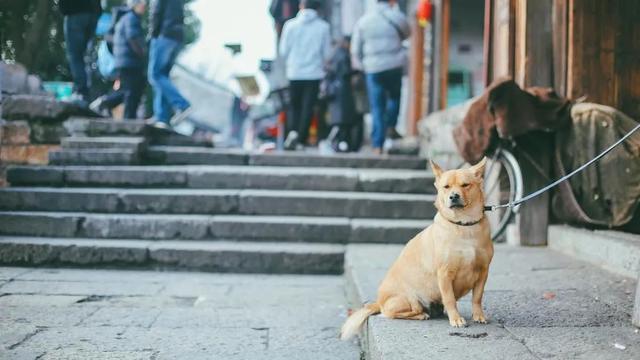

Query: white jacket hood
[[279, 9, 331, 80]]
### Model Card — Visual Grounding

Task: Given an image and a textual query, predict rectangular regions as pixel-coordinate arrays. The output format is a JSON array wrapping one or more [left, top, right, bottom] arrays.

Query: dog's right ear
[[430, 160, 443, 179]]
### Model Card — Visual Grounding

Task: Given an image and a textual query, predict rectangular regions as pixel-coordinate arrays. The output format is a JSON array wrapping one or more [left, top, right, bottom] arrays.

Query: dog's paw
[[472, 313, 488, 324], [449, 316, 467, 328]]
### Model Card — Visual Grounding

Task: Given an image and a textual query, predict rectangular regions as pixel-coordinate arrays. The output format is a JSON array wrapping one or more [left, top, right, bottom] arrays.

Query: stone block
[[0, 121, 30, 145], [81, 214, 210, 239], [64, 167, 187, 187], [2, 95, 95, 121], [0, 189, 119, 212], [0, 145, 55, 164], [350, 219, 428, 243], [0, 212, 80, 237], [209, 215, 350, 242], [118, 189, 239, 214], [64, 117, 146, 136], [6, 166, 64, 186], [48, 149, 139, 165]]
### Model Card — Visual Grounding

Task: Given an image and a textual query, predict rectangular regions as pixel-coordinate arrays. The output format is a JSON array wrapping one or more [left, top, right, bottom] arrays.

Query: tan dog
[[341, 158, 493, 340]]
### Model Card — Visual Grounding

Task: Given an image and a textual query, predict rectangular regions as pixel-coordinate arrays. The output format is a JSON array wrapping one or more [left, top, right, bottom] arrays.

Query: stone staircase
[[0, 118, 435, 275]]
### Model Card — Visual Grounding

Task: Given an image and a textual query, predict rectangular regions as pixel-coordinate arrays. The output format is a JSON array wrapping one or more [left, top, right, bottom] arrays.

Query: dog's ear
[[470, 157, 487, 179], [430, 160, 443, 178]]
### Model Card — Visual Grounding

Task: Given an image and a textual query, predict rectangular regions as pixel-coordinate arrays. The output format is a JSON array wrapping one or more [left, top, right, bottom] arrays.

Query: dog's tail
[[340, 303, 381, 340]]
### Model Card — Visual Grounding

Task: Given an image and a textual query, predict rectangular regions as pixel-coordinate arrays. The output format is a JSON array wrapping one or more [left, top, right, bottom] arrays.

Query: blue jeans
[[64, 13, 98, 99], [148, 36, 190, 123], [366, 68, 402, 148]]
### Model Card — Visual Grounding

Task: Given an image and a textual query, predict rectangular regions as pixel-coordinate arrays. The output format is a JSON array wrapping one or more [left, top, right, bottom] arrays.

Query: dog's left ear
[[470, 157, 487, 179]]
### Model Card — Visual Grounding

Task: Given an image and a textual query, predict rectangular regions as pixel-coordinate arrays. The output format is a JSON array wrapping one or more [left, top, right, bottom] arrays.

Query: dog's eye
[[461, 183, 470, 188], [444, 185, 451, 189]]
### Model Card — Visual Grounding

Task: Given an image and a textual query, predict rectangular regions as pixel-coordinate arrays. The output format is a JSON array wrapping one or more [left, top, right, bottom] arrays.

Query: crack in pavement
[[502, 324, 542, 360], [7, 327, 46, 350]]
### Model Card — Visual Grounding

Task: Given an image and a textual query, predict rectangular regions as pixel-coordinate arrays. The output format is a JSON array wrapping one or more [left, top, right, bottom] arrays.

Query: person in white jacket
[[351, 0, 410, 154], [279, 0, 331, 150]]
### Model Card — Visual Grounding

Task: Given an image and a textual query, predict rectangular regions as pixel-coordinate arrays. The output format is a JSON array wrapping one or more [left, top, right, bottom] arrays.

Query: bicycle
[[482, 142, 524, 242]]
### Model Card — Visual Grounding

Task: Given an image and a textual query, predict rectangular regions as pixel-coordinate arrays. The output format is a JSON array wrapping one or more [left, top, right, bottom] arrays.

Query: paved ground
[[345, 244, 640, 360], [0, 268, 359, 359]]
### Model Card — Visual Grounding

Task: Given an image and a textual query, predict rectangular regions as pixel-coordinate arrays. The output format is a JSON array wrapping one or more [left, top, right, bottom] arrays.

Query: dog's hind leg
[[381, 296, 427, 320]]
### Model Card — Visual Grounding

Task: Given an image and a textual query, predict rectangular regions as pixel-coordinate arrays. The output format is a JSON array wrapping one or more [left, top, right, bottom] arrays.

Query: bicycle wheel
[[483, 148, 524, 242]]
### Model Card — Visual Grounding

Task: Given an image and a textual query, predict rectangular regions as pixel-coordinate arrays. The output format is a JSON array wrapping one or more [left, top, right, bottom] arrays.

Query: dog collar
[[445, 216, 484, 227]]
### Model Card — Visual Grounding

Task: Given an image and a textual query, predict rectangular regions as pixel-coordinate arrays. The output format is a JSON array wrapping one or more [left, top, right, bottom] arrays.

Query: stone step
[[146, 146, 428, 169], [64, 117, 146, 137], [48, 149, 140, 165], [0, 236, 344, 274], [0, 188, 436, 219], [549, 225, 640, 279], [61, 136, 147, 151], [0, 211, 429, 243], [6, 165, 436, 193]]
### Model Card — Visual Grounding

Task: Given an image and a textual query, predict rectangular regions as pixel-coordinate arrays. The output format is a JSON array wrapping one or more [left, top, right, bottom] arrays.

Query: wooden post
[[513, 0, 554, 246], [407, 16, 425, 137], [438, 0, 450, 110]]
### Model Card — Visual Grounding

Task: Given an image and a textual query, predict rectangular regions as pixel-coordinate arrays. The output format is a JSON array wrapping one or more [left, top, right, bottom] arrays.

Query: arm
[[127, 16, 146, 59], [394, 10, 411, 40], [350, 23, 364, 71], [322, 25, 332, 64], [278, 21, 292, 60]]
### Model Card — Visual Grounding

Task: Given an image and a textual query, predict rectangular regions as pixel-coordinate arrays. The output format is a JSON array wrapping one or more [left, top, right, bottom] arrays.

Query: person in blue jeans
[[147, 0, 192, 128], [59, 0, 102, 104], [351, 0, 410, 154]]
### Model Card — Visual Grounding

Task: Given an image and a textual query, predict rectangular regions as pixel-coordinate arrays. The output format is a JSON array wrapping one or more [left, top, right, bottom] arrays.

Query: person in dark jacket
[[147, 0, 192, 128], [326, 36, 357, 152], [59, 0, 102, 103], [107, 0, 147, 119]]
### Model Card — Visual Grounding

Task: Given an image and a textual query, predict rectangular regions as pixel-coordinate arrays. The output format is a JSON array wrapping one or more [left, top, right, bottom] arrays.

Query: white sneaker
[[284, 131, 299, 151], [170, 106, 194, 126], [89, 96, 111, 117]]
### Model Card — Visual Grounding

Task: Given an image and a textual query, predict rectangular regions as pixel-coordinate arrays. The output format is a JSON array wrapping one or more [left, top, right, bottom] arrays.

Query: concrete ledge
[[61, 136, 147, 151], [0, 211, 429, 243], [64, 118, 146, 137], [0, 237, 344, 274], [549, 225, 640, 279], [6, 165, 435, 194]]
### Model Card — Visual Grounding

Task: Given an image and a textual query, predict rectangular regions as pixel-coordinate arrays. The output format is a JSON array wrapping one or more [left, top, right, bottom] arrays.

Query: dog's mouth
[[448, 203, 466, 209]]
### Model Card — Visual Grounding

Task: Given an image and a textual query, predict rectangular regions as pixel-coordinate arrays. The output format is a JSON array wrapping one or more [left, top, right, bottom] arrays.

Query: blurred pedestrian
[[279, 0, 331, 150], [148, 0, 192, 128], [325, 36, 356, 153], [351, 0, 410, 154], [59, 0, 102, 104], [102, 0, 147, 120]]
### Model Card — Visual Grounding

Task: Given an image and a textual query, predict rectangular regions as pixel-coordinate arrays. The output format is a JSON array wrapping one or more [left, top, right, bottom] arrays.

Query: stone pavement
[[0, 268, 359, 359], [345, 244, 640, 360]]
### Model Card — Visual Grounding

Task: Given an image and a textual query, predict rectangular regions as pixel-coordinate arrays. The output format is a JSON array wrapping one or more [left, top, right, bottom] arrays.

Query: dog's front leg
[[437, 269, 466, 327], [472, 268, 489, 323]]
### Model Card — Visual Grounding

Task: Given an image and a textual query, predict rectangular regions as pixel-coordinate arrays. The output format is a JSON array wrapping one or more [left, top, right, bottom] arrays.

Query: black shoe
[[386, 128, 403, 140]]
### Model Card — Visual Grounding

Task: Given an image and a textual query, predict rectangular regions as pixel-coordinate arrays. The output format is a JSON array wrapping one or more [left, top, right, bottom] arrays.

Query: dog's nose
[[449, 193, 461, 201]]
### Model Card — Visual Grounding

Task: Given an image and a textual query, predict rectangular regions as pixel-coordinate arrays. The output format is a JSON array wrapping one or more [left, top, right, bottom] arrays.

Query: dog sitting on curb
[[341, 158, 493, 340]]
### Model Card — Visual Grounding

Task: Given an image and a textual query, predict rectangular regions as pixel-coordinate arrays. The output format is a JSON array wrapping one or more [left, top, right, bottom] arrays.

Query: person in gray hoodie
[[351, 0, 410, 154], [279, 0, 331, 150]]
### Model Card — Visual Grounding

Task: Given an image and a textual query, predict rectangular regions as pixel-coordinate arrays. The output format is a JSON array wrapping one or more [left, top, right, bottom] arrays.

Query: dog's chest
[[443, 238, 479, 267]]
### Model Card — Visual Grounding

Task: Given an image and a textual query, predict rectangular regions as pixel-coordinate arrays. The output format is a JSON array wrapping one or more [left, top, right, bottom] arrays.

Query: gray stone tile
[[1, 280, 163, 296], [506, 326, 640, 359]]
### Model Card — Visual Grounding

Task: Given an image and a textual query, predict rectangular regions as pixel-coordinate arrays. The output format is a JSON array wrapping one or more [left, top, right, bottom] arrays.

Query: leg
[[121, 68, 145, 119], [472, 268, 489, 323], [64, 14, 90, 98], [297, 80, 320, 145], [381, 296, 427, 320], [365, 72, 386, 150], [437, 269, 466, 327], [287, 81, 304, 137], [383, 68, 402, 130], [150, 37, 190, 111]]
